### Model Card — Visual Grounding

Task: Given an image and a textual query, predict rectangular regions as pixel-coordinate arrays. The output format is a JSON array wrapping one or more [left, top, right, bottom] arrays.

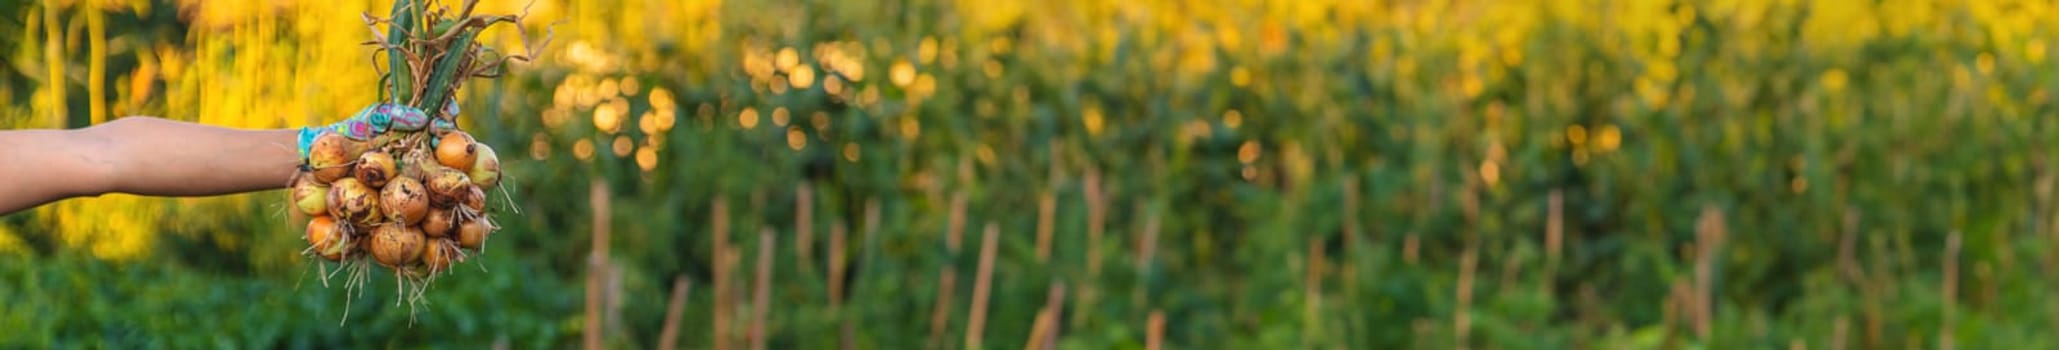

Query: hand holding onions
[[286, 0, 533, 321], [293, 105, 503, 280]]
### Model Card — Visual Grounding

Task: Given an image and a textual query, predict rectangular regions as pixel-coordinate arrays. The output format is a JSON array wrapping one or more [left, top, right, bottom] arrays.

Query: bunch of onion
[[295, 130, 502, 276], [290, 0, 537, 322]]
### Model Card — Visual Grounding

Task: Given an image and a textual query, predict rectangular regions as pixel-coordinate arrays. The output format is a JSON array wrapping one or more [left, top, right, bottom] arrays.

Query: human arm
[[0, 117, 300, 215]]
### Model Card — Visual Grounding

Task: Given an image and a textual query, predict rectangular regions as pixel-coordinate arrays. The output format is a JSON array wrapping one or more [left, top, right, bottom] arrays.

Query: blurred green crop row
[[5, 0, 2059, 348]]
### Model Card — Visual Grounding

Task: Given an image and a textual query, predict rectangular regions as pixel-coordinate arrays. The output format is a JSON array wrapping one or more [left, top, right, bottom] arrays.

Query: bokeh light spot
[[574, 139, 596, 161], [613, 136, 634, 157], [787, 127, 807, 151], [740, 107, 760, 129]]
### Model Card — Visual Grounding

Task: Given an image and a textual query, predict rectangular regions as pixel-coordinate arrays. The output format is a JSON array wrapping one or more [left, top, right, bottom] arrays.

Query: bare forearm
[[96, 117, 301, 196], [0, 118, 300, 215], [0, 128, 112, 214]]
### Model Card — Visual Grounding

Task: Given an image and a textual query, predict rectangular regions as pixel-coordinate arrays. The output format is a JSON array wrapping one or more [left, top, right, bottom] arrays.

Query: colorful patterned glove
[[297, 103, 430, 159], [423, 102, 462, 149]]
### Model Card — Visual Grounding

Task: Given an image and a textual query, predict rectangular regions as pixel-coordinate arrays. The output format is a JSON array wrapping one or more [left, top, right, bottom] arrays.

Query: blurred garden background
[[5, 0, 2059, 348]]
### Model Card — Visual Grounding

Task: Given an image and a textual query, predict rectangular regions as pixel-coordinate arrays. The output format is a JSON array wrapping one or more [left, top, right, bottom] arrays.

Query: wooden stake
[[863, 198, 882, 237], [1304, 237, 1325, 345], [1036, 191, 1056, 262], [828, 219, 854, 349], [1085, 170, 1105, 276], [1146, 310, 1165, 350], [1548, 190, 1556, 265], [830, 221, 849, 309], [1831, 315, 1849, 350], [1342, 178, 1363, 294], [849, 199, 880, 350], [1134, 201, 1160, 308], [750, 228, 776, 350], [1025, 309, 1054, 350], [585, 179, 611, 350], [1455, 244, 1476, 350], [1941, 231, 1961, 350], [1342, 177, 1360, 248], [1693, 205, 1725, 339], [711, 200, 733, 350], [1074, 169, 1105, 329], [658, 276, 693, 350], [966, 224, 1001, 350], [1136, 202, 1160, 274], [1864, 234, 1887, 348], [1024, 282, 1066, 350], [1665, 278, 1688, 346], [1038, 142, 1063, 260], [928, 268, 957, 350], [1403, 233, 1420, 265], [797, 182, 815, 272], [1041, 282, 1068, 350], [948, 191, 968, 253]]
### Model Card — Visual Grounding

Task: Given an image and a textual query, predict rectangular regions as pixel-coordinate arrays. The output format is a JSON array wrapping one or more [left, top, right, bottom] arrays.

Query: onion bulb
[[469, 143, 501, 188], [436, 132, 479, 172], [422, 207, 456, 238], [307, 133, 356, 183], [379, 176, 430, 225], [421, 238, 461, 274], [456, 218, 492, 250], [370, 224, 425, 268], [327, 178, 382, 226], [461, 185, 487, 212], [305, 216, 347, 261], [427, 168, 472, 205], [354, 150, 398, 188], [291, 175, 330, 216]]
